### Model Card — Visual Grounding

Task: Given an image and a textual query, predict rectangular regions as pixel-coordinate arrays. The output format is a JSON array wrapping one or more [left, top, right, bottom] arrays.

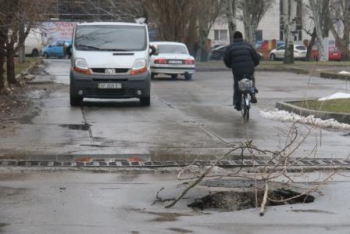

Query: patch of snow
[[318, 92, 350, 101], [263, 92, 350, 129], [338, 71, 350, 75], [260, 110, 350, 129]]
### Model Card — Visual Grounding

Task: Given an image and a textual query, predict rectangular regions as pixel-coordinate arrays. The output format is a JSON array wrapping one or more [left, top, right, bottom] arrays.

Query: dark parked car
[[208, 44, 263, 61], [207, 45, 228, 60]]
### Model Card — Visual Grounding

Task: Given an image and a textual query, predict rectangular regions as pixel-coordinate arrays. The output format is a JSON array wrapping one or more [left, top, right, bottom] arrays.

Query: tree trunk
[[306, 28, 317, 61], [18, 20, 25, 64], [186, 16, 198, 58], [242, 1, 255, 44], [0, 56, 5, 91], [226, 0, 236, 44], [343, 0, 350, 60], [6, 44, 17, 86], [0, 31, 6, 91], [283, 0, 293, 64], [309, 0, 327, 61]]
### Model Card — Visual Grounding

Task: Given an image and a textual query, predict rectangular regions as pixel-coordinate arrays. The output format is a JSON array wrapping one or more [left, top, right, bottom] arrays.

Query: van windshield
[[75, 25, 147, 51]]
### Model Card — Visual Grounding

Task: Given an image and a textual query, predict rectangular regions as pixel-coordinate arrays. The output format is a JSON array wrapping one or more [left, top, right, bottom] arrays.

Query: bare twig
[[165, 147, 239, 208]]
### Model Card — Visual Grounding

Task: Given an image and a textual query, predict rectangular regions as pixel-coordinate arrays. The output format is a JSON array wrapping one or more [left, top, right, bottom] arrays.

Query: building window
[[256, 30, 263, 41], [214, 30, 227, 40]]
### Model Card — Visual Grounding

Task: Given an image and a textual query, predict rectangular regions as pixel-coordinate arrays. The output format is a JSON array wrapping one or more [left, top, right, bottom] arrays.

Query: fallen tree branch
[[165, 147, 239, 208]]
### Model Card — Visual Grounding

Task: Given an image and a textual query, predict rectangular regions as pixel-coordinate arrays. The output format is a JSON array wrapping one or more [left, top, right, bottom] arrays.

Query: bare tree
[[0, 0, 53, 90], [196, 0, 225, 61], [329, 0, 350, 60], [141, 0, 223, 61], [62, 0, 146, 22], [238, 0, 275, 45], [309, 0, 330, 61], [225, 0, 237, 44], [142, 0, 195, 42]]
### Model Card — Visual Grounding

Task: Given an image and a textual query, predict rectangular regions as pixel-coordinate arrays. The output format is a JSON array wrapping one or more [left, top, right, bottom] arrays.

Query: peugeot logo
[[105, 68, 115, 74]]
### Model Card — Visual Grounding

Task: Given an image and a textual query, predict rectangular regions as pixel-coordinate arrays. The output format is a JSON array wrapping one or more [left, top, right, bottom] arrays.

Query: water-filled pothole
[[188, 189, 314, 211], [59, 124, 90, 131]]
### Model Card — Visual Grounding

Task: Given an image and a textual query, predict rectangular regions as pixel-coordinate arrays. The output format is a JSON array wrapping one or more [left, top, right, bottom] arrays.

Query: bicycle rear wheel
[[241, 94, 250, 122], [243, 108, 249, 121]]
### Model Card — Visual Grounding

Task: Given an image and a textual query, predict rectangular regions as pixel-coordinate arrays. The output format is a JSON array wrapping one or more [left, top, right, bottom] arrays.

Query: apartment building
[[207, 0, 333, 48]]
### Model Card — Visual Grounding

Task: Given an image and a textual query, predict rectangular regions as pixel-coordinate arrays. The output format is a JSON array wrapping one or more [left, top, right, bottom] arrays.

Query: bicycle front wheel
[[243, 108, 249, 121]]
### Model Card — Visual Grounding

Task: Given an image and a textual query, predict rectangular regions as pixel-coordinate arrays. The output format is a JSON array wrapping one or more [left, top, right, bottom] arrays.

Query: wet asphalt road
[[1, 60, 350, 234], [1, 170, 350, 234], [0, 59, 349, 161]]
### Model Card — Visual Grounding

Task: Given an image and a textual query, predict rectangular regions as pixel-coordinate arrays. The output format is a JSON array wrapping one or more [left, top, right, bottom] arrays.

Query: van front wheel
[[70, 79, 83, 106], [70, 95, 82, 106], [140, 96, 150, 106]]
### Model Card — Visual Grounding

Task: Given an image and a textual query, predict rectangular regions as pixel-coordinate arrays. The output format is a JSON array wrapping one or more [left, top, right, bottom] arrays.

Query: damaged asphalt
[[0, 59, 350, 233]]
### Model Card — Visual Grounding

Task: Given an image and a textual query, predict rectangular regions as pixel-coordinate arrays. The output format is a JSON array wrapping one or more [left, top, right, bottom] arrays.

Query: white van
[[24, 29, 42, 57], [68, 22, 154, 106]]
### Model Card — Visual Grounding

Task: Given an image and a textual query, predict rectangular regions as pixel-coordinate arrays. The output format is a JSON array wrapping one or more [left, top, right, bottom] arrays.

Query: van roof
[[77, 22, 145, 27]]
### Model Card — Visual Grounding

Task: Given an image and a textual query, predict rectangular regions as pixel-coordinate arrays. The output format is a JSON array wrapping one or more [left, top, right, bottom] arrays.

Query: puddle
[[59, 124, 90, 131], [129, 208, 194, 222], [168, 227, 193, 233], [17, 107, 40, 124], [187, 189, 314, 211], [0, 223, 8, 233], [291, 209, 334, 214]]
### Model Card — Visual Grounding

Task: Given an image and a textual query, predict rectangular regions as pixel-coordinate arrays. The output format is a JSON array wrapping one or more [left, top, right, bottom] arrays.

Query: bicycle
[[238, 75, 255, 122]]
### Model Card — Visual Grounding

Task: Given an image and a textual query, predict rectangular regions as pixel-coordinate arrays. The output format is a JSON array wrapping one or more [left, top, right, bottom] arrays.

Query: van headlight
[[74, 58, 91, 75], [130, 58, 147, 75]]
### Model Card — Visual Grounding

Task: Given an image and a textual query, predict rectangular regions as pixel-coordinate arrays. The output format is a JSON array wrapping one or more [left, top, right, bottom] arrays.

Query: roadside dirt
[[0, 86, 33, 133], [0, 62, 50, 135]]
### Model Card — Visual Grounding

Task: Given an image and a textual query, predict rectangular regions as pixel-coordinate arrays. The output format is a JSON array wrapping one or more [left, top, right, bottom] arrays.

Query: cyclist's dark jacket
[[223, 39, 260, 77]]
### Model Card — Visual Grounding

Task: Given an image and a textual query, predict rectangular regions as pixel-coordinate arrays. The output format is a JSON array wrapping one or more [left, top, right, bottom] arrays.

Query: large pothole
[[188, 189, 314, 211], [187, 179, 315, 211]]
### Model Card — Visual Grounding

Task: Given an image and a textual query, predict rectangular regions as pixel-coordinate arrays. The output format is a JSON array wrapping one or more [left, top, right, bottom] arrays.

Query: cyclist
[[223, 31, 260, 111]]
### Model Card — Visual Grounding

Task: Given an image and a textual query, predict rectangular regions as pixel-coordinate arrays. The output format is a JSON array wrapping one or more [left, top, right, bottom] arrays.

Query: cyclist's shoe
[[234, 105, 242, 111], [251, 94, 257, 103]]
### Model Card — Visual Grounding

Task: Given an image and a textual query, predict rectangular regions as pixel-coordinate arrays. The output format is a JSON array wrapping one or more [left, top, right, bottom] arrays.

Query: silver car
[[269, 44, 307, 61]]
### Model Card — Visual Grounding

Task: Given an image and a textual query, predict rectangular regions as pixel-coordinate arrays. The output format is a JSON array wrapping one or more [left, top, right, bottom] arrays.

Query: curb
[[276, 101, 350, 124], [320, 71, 350, 81]]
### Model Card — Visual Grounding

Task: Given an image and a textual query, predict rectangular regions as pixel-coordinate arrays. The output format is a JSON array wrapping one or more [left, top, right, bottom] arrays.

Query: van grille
[[91, 68, 129, 74], [85, 88, 135, 97]]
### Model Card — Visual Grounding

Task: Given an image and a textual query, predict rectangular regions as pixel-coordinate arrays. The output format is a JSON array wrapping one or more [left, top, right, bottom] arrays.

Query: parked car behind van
[[150, 41, 195, 80], [68, 22, 154, 106], [42, 39, 72, 58], [15, 29, 42, 57]]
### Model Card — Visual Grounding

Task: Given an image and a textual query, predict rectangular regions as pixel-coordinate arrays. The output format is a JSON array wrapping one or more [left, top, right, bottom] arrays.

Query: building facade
[[207, 0, 326, 48]]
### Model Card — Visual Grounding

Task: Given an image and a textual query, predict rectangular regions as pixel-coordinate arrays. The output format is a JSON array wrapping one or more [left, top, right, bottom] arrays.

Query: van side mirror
[[150, 45, 157, 56]]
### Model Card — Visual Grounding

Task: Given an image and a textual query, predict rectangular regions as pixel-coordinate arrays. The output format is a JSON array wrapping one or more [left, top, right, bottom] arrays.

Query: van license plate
[[98, 83, 122, 89]]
